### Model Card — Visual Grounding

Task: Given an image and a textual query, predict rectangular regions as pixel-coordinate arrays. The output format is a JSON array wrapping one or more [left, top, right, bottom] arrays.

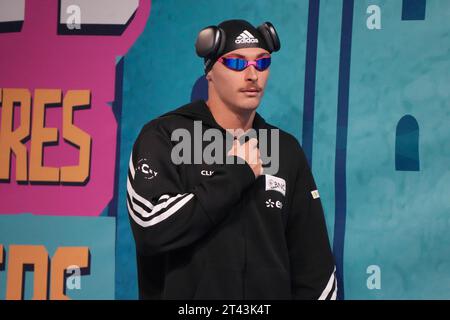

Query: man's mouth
[[240, 88, 261, 93]]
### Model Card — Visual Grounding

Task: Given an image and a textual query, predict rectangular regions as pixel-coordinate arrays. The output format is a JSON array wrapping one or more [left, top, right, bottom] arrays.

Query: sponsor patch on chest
[[265, 174, 286, 196]]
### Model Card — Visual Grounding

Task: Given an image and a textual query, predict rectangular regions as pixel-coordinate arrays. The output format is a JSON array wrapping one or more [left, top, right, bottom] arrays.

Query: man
[[127, 19, 337, 299]]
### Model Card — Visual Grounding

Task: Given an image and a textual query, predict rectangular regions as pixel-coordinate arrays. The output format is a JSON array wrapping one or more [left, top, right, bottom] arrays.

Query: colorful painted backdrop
[[0, 0, 448, 299]]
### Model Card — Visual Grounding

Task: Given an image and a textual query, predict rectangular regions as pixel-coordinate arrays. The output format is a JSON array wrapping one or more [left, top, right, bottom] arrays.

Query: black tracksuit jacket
[[127, 99, 336, 299]]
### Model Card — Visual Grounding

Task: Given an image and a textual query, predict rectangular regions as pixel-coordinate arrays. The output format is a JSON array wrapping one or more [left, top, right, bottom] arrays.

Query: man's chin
[[236, 99, 261, 112]]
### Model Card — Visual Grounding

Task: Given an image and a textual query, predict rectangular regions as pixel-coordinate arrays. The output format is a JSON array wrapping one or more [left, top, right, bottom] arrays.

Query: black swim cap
[[195, 19, 280, 73], [217, 19, 271, 54]]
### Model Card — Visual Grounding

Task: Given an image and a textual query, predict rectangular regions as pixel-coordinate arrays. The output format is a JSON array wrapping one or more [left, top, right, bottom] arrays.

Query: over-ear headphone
[[257, 22, 281, 53], [195, 26, 226, 59], [195, 21, 281, 61]]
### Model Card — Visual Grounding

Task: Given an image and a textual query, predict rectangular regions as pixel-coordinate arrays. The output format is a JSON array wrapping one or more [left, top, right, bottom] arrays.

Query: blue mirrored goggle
[[218, 56, 271, 71]]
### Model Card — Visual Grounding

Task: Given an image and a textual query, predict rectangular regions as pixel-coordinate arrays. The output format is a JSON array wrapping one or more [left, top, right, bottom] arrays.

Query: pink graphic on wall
[[0, 0, 151, 216]]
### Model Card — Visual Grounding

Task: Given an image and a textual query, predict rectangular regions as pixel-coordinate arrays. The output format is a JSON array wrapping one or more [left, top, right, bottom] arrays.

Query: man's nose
[[245, 65, 258, 81]]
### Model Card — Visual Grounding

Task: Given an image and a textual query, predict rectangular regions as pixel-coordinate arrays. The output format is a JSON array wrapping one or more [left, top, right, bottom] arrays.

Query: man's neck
[[205, 98, 256, 132]]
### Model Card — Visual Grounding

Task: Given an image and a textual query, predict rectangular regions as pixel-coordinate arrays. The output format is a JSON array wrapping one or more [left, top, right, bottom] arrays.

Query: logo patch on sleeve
[[136, 158, 158, 180], [311, 190, 320, 199], [265, 174, 286, 196]]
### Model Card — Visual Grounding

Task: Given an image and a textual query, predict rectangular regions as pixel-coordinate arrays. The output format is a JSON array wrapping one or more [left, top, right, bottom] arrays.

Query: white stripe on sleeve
[[128, 193, 194, 228], [318, 267, 336, 300]]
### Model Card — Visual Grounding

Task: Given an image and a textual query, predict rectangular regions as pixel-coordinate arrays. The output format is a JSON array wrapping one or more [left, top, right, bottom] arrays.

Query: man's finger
[[248, 138, 258, 145]]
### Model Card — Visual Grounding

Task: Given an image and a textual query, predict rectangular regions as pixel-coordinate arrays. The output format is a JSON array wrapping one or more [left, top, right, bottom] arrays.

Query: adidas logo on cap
[[235, 30, 259, 44]]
